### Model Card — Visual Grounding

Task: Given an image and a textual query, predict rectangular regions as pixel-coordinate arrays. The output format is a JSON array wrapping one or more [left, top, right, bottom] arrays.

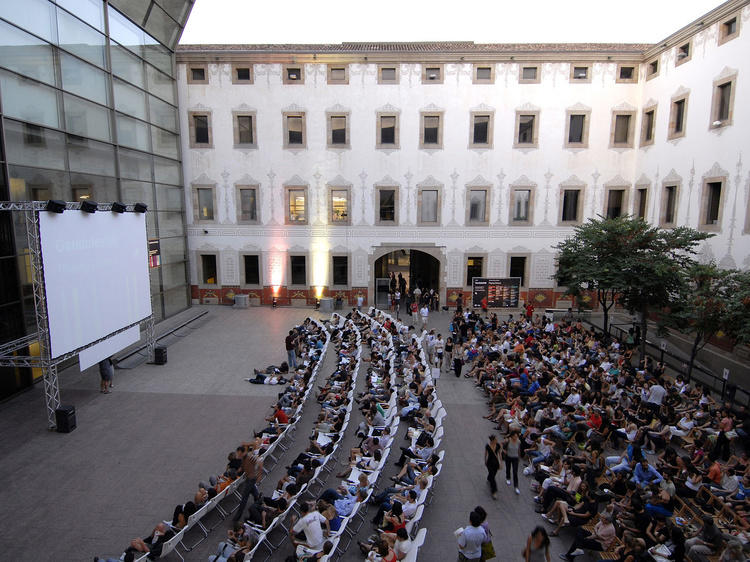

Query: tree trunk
[[686, 334, 701, 383], [599, 290, 610, 336], [639, 307, 648, 362]]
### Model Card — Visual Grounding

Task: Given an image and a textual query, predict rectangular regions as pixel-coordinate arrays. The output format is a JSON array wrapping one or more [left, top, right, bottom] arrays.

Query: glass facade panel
[[57, 8, 107, 68], [0, 69, 61, 128], [67, 137, 116, 176], [0, 20, 57, 85], [108, 7, 145, 57], [0, 0, 57, 43], [4, 120, 66, 170], [159, 236, 186, 264], [151, 126, 179, 158], [163, 286, 188, 317], [8, 165, 70, 201], [56, 0, 105, 31], [155, 184, 183, 211], [156, 211, 184, 237], [145, 4, 179, 49], [60, 51, 109, 105], [121, 179, 154, 207], [70, 172, 118, 202], [63, 93, 111, 141], [118, 148, 153, 181], [149, 95, 177, 131], [116, 113, 150, 151], [111, 43, 146, 88], [162, 262, 188, 289], [114, 78, 148, 120], [154, 156, 180, 185], [146, 64, 175, 104]]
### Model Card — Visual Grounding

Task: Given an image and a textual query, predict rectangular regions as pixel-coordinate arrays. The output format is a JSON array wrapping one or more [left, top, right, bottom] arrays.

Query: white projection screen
[[38, 211, 152, 360]]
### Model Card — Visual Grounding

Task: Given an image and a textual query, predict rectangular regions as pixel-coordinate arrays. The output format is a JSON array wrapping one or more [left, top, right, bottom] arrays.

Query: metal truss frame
[[0, 201, 155, 429]]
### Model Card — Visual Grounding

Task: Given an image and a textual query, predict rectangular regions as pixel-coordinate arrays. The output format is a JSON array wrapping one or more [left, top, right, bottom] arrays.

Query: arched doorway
[[373, 249, 441, 308]]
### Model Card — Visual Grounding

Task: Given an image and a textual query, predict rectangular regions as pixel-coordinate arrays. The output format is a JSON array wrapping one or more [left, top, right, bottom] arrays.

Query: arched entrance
[[373, 249, 441, 308]]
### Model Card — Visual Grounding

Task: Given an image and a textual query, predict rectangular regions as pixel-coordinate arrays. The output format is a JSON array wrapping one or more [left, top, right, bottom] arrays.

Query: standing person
[[413, 285, 422, 305], [411, 299, 419, 323], [233, 447, 263, 521], [453, 344, 464, 378], [420, 303, 429, 330], [524, 301, 534, 320], [389, 272, 397, 294], [98, 357, 114, 393], [285, 330, 297, 369], [503, 429, 521, 494], [434, 334, 445, 369], [456, 292, 463, 314], [444, 337, 454, 373], [393, 289, 401, 316], [485, 435, 502, 499], [522, 526, 551, 562], [398, 273, 406, 298], [456, 510, 487, 561], [356, 293, 364, 312]]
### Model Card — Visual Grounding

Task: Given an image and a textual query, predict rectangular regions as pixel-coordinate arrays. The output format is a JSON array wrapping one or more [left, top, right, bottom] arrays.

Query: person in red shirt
[[524, 301, 534, 320], [267, 403, 289, 425]]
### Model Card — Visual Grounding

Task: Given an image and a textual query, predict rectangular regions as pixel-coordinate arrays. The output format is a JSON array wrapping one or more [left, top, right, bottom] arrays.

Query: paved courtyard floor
[[0, 305, 588, 561]]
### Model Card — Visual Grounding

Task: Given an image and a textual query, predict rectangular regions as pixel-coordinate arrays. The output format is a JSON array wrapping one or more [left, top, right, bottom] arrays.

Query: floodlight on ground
[[45, 200, 66, 214], [133, 202, 148, 213], [80, 200, 98, 213], [111, 202, 126, 214]]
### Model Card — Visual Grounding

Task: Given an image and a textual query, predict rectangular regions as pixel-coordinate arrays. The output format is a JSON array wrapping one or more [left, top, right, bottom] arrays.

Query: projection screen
[[38, 211, 152, 360]]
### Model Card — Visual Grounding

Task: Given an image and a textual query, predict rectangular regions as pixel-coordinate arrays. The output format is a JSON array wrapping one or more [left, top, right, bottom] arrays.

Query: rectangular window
[[512, 189, 531, 222], [284, 113, 305, 148], [237, 115, 253, 145], [712, 78, 735, 127], [568, 114, 585, 144], [328, 65, 348, 84], [243, 255, 260, 285], [606, 189, 625, 219], [561, 189, 580, 222], [287, 188, 307, 224], [618, 65, 635, 81], [332, 256, 348, 286], [520, 66, 539, 82], [663, 185, 678, 225], [72, 185, 92, 201], [517, 114, 535, 145], [421, 114, 442, 148], [238, 187, 257, 222], [378, 65, 398, 84], [646, 59, 659, 79], [23, 123, 45, 146], [235, 66, 251, 82], [719, 15, 739, 45], [290, 255, 306, 285], [641, 107, 656, 145], [189, 66, 206, 83], [284, 65, 303, 83], [611, 112, 634, 147], [467, 189, 487, 224], [196, 187, 214, 220], [704, 181, 723, 226], [424, 66, 442, 83], [466, 257, 483, 286], [474, 65, 493, 83], [472, 114, 491, 146], [330, 189, 349, 223], [571, 66, 589, 80], [420, 189, 438, 224], [329, 114, 348, 146], [379, 114, 397, 146], [201, 254, 217, 284], [635, 188, 648, 219], [676, 42, 691, 65], [191, 113, 210, 146], [509, 256, 527, 287], [378, 188, 396, 223], [669, 97, 687, 138]]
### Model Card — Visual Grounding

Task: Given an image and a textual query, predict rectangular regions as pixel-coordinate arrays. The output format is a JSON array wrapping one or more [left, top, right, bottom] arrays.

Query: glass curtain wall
[[0, 0, 192, 398]]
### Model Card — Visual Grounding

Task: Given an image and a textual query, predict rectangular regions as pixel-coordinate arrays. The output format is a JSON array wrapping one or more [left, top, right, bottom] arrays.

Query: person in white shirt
[[290, 502, 329, 551], [434, 335, 445, 369], [420, 305, 429, 329]]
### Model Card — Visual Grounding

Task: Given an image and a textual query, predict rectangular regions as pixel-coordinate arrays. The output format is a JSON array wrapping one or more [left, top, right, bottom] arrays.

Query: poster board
[[471, 277, 522, 309]]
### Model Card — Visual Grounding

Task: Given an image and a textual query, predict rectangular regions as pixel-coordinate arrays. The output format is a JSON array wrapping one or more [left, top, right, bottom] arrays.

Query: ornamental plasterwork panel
[[612, 101, 637, 112], [510, 174, 538, 187], [283, 174, 309, 187], [714, 66, 738, 81], [327, 174, 353, 187], [635, 174, 652, 187], [376, 103, 401, 114], [417, 175, 443, 188], [374, 174, 401, 187], [516, 101, 541, 112], [662, 169, 683, 184], [671, 85, 690, 98], [566, 102, 592, 112], [233, 103, 256, 112], [420, 102, 444, 112], [221, 252, 238, 285], [604, 174, 630, 187], [559, 175, 586, 188], [281, 103, 306, 113], [447, 253, 462, 286], [470, 102, 496, 113], [465, 174, 492, 187], [531, 250, 555, 288], [702, 162, 729, 180], [326, 103, 350, 113], [236, 174, 261, 186], [191, 172, 216, 185], [189, 102, 211, 112]]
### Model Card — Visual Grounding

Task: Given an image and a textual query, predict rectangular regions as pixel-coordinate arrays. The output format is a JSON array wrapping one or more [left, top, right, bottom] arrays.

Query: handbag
[[482, 540, 496, 560]]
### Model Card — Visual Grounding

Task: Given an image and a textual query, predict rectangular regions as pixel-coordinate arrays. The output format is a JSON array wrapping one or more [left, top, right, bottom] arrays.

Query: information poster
[[148, 239, 161, 268], [472, 277, 521, 309]]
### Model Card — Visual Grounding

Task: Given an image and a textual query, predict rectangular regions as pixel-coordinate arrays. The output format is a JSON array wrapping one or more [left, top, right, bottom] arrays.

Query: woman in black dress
[[485, 434, 502, 499]]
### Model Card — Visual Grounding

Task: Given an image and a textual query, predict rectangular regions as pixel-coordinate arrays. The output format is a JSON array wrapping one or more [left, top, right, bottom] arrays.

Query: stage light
[[272, 296, 278, 309], [111, 202, 126, 214], [315, 298, 320, 310], [45, 200, 66, 214], [133, 202, 148, 213], [80, 200, 98, 213]]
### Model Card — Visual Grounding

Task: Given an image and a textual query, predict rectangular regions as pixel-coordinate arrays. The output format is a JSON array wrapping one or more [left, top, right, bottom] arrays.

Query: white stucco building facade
[[176, 0, 750, 309]]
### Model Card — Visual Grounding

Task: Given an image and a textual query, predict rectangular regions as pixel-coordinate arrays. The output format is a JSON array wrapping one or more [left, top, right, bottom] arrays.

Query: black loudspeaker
[[55, 405, 77, 433], [154, 346, 167, 365]]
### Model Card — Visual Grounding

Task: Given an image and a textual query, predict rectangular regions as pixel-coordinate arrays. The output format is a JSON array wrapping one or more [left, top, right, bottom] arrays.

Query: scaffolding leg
[[145, 316, 156, 363], [42, 362, 61, 429]]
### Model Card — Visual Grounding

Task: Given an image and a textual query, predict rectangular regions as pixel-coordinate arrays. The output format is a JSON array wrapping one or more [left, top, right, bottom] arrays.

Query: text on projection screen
[[38, 211, 152, 359]]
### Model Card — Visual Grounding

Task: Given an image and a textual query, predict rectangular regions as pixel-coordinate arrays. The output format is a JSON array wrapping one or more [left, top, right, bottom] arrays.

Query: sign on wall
[[472, 277, 521, 309]]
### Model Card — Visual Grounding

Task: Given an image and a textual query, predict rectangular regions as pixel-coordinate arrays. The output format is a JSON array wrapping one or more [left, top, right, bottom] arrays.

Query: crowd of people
[[385, 272, 440, 320], [444, 305, 748, 561]]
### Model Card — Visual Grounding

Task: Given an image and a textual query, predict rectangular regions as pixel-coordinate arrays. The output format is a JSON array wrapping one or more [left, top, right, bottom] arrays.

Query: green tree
[[554, 216, 634, 335], [660, 263, 748, 380]]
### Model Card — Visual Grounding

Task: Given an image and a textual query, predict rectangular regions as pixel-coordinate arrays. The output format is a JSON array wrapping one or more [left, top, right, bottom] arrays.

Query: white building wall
[[177, 2, 750, 306]]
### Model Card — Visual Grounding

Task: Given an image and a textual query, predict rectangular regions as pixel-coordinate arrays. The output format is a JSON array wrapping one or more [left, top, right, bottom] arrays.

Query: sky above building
[[180, 0, 725, 45]]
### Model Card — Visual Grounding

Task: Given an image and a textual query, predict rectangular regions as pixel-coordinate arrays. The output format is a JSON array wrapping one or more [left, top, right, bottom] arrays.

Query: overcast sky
[[180, 0, 725, 45]]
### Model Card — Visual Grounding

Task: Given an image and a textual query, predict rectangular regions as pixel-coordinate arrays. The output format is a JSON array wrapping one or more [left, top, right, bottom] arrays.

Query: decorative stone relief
[[447, 253, 462, 286], [542, 170, 554, 225], [531, 250, 555, 288], [313, 170, 323, 226], [493, 170, 507, 227], [358, 170, 368, 225], [267, 170, 277, 225], [222, 251, 238, 285], [353, 251, 368, 285], [488, 252, 505, 277]]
